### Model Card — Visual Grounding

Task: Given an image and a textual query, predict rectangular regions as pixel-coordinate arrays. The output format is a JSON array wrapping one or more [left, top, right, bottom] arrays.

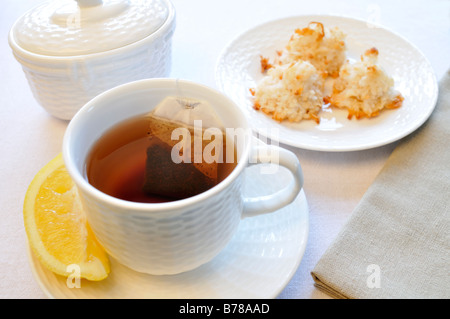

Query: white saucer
[[215, 15, 438, 151], [27, 165, 309, 299]]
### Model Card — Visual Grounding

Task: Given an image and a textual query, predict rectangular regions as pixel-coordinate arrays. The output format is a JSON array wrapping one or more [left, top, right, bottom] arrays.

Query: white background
[[1, 0, 449, 298]]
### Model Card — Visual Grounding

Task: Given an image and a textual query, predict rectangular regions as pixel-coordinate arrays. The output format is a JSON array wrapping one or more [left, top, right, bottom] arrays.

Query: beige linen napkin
[[311, 70, 450, 299]]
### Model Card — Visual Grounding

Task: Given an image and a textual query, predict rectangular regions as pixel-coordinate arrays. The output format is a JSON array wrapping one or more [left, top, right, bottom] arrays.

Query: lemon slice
[[23, 153, 110, 281]]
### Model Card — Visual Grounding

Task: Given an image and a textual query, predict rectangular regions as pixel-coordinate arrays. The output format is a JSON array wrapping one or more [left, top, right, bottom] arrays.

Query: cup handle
[[242, 139, 304, 218]]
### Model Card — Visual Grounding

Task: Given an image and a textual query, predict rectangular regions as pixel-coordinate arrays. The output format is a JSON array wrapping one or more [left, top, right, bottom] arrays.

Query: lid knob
[[76, 0, 103, 7]]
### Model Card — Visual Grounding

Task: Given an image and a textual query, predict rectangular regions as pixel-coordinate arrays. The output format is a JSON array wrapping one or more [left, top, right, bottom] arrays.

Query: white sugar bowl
[[8, 0, 176, 120]]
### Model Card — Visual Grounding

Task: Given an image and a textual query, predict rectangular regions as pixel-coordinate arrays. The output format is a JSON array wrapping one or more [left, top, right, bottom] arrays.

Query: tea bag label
[[152, 97, 224, 129], [144, 96, 228, 199], [171, 120, 224, 164]]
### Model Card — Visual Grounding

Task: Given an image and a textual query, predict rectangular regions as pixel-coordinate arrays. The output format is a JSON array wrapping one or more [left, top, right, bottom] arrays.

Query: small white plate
[[215, 15, 438, 151], [27, 165, 309, 299]]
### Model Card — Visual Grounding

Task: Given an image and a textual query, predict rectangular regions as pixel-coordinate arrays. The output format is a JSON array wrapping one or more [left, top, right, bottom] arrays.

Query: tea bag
[[143, 96, 225, 199]]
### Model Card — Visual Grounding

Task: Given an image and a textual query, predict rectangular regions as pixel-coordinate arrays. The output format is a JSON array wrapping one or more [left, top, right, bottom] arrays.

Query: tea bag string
[[175, 79, 201, 109]]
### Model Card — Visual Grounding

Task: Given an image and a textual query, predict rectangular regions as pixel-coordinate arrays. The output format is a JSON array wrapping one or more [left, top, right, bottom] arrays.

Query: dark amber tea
[[86, 114, 237, 203]]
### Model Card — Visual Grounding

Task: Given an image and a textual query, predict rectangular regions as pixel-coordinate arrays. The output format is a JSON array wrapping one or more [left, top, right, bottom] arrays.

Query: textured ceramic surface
[[9, 0, 175, 120], [78, 175, 244, 275], [16, 38, 173, 120], [12, 0, 170, 56], [62, 79, 304, 276], [27, 167, 309, 299], [215, 15, 438, 151]]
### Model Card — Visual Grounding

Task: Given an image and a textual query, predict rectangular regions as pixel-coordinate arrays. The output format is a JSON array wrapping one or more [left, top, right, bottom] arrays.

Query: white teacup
[[63, 79, 304, 275]]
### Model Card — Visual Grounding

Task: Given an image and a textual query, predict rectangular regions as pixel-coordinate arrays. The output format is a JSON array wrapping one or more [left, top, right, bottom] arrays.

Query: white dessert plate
[[215, 15, 438, 151], [27, 165, 309, 299]]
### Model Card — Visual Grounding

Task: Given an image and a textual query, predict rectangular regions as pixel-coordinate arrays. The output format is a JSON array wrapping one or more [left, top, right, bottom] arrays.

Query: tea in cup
[[63, 79, 304, 275]]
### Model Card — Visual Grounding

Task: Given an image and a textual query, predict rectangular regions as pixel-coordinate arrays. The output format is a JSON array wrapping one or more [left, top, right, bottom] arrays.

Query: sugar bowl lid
[[11, 0, 172, 56]]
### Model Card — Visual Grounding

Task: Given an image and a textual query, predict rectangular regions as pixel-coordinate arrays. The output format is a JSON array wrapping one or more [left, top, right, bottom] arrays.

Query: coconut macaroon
[[278, 22, 347, 78], [329, 47, 404, 120], [251, 60, 324, 123]]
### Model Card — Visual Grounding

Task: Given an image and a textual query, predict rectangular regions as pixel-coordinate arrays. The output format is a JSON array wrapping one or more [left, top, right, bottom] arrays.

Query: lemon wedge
[[23, 153, 110, 281]]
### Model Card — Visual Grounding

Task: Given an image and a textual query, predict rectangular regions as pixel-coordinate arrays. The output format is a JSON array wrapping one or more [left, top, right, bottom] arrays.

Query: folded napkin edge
[[311, 271, 349, 299]]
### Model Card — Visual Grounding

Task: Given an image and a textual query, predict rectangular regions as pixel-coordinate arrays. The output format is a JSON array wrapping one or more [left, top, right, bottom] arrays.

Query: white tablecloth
[[1, 0, 449, 299]]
